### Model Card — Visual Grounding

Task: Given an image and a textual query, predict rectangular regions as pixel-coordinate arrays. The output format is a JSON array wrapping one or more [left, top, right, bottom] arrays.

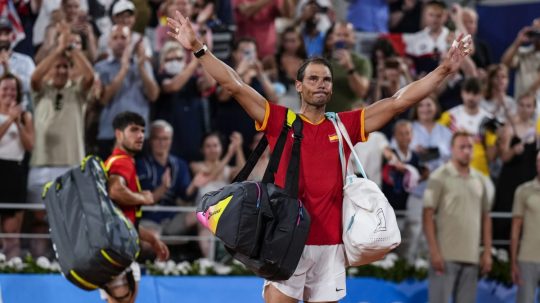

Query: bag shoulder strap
[[233, 109, 299, 183], [104, 155, 130, 172], [326, 112, 368, 180], [284, 115, 303, 197]]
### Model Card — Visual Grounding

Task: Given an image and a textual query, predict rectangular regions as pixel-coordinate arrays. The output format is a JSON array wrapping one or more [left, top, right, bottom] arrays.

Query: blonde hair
[[159, 41, 184, 67]]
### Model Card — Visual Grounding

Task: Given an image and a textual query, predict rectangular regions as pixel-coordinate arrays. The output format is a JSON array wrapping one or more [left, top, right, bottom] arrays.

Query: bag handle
[[326, 112, 368, 180]]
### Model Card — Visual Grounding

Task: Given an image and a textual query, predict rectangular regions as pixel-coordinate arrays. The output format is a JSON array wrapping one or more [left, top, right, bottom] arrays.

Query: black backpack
[[42, 155, 140, 298], [197, 110, 311, 281]]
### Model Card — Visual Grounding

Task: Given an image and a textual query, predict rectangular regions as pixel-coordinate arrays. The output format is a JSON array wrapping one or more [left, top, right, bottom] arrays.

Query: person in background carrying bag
[[167, 10, 473, 303], [102, 112, 170, 303]]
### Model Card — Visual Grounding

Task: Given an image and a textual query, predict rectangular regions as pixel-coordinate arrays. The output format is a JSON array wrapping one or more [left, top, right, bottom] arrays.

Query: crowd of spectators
[[0, 0, 539, 280]]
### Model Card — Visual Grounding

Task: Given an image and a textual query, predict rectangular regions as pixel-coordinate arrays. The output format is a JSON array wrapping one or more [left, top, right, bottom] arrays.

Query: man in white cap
[[97, 0, 153, 60]]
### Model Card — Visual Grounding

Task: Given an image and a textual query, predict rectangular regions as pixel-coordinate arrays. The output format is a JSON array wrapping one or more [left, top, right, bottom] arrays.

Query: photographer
[[323, 21, 371, 112], [501, 18, 540, 100]]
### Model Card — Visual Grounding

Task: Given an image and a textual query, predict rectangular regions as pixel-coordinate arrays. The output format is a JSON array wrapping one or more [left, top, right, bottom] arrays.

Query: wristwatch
[[193, 44, 208, 58]]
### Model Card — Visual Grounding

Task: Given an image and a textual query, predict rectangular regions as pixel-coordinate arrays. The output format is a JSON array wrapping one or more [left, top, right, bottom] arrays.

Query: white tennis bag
[[327, 113, 401, 266]]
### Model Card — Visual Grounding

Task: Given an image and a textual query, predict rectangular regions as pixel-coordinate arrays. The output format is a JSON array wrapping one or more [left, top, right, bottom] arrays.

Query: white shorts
[[263, 244, 346, 302], [99, 262, 141, 300]]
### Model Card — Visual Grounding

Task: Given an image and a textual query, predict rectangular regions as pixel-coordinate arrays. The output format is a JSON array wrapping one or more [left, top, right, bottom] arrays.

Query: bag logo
[[374, 208, 387, 233], [197, 195, 233, 234]]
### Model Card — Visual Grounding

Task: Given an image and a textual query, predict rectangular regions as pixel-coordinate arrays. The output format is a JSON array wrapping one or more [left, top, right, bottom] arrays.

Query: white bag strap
[[334, 114, 368, 180], [327, 112, 346, 181]]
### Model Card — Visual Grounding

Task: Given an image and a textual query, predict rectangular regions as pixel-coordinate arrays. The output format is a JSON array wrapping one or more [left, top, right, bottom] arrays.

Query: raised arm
[[70, 48, 95, 92], [364, 34, 473, 134], [167, 11, 266, 124], [501, 26, 531, 68]]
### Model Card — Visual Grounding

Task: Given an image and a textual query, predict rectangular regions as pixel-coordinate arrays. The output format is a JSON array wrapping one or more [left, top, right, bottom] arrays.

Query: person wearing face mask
[[154, 41, 215, 162]]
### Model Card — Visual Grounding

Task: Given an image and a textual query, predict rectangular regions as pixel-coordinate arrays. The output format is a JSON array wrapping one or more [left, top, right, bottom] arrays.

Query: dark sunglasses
[[55, 93, 63, 111]]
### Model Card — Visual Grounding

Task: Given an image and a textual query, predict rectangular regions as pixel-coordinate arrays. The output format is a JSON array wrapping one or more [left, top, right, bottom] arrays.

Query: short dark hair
[[296, 57, 334, 81], [112, 111, 145, 131], [451, 130, 473, 146], [232, 37, 257, 52], [425, 0, 447, 10], [0, 73, 23, 104], [461, 77, 482, 95]]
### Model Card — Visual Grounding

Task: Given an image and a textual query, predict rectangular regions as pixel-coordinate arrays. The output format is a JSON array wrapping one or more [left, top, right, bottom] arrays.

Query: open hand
[[161, 167, 172, 189], [441, 34, 473, 74], [167, 11, 200, 51]]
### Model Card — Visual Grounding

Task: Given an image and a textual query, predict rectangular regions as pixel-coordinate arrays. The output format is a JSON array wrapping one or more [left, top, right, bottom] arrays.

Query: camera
[[526, 30, 540, 40], [243, 49, 255, 62], [334, 41, 346, 50]]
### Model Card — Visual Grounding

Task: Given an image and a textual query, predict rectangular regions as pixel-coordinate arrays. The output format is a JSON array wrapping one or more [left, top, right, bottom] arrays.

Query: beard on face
[[122, 142, 143, 154], [302, 91, 332, 108]]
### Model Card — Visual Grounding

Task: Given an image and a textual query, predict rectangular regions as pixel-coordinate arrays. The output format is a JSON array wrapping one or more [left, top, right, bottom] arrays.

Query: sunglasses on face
[[55, 93, 63, 111]]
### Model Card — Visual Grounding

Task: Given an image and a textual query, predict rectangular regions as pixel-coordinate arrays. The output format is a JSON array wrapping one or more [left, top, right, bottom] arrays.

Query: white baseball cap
[[112, 0, 135, 16]]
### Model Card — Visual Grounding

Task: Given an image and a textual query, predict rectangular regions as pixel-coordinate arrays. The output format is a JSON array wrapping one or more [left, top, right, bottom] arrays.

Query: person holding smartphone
[[322, 21, 371, 112], [501, 17, 540, 100]]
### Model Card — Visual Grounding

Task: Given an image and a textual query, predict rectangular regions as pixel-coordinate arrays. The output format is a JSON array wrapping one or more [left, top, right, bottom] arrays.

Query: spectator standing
[[154, 41, 215, 162], [402, 0, 449, 75], [382, 120, 422, 212], [94, 25, 159, 159], [233, 0, 293, 59], [0, 74, 34, 259], [154, 0, 213, 54], [459, 6, 492, 73], [510, 150, 540, 303], [323, 21, 372, 112], [297, 0, 326, 57], [439, 77, 497, 177], [212, 38, 276, 152], [97, 0, 153, 60], [32, 0, 89, 48], [493, 93, 537, 246], [481, 64, 516, 124], [34, 0, 98, 64], [423, 131, 493, 303], [389, 0, 422, 34], [102, 112, 169, 303], [0, 18, 35, 109], [368, 57, 411, 138], [403, 95, 451, 263], [501, 18, 540, 100], [26, 26, 94, 256], [264, 26, 308, 111], [191, 132, 245, 258]]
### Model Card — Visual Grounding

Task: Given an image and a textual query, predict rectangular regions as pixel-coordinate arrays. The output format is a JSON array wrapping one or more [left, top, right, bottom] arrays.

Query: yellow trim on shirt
[[537, 117, 540, 134], [299, 114, 325, 125], [255, 101, 271, 131], [360, 109, 368, 142]]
